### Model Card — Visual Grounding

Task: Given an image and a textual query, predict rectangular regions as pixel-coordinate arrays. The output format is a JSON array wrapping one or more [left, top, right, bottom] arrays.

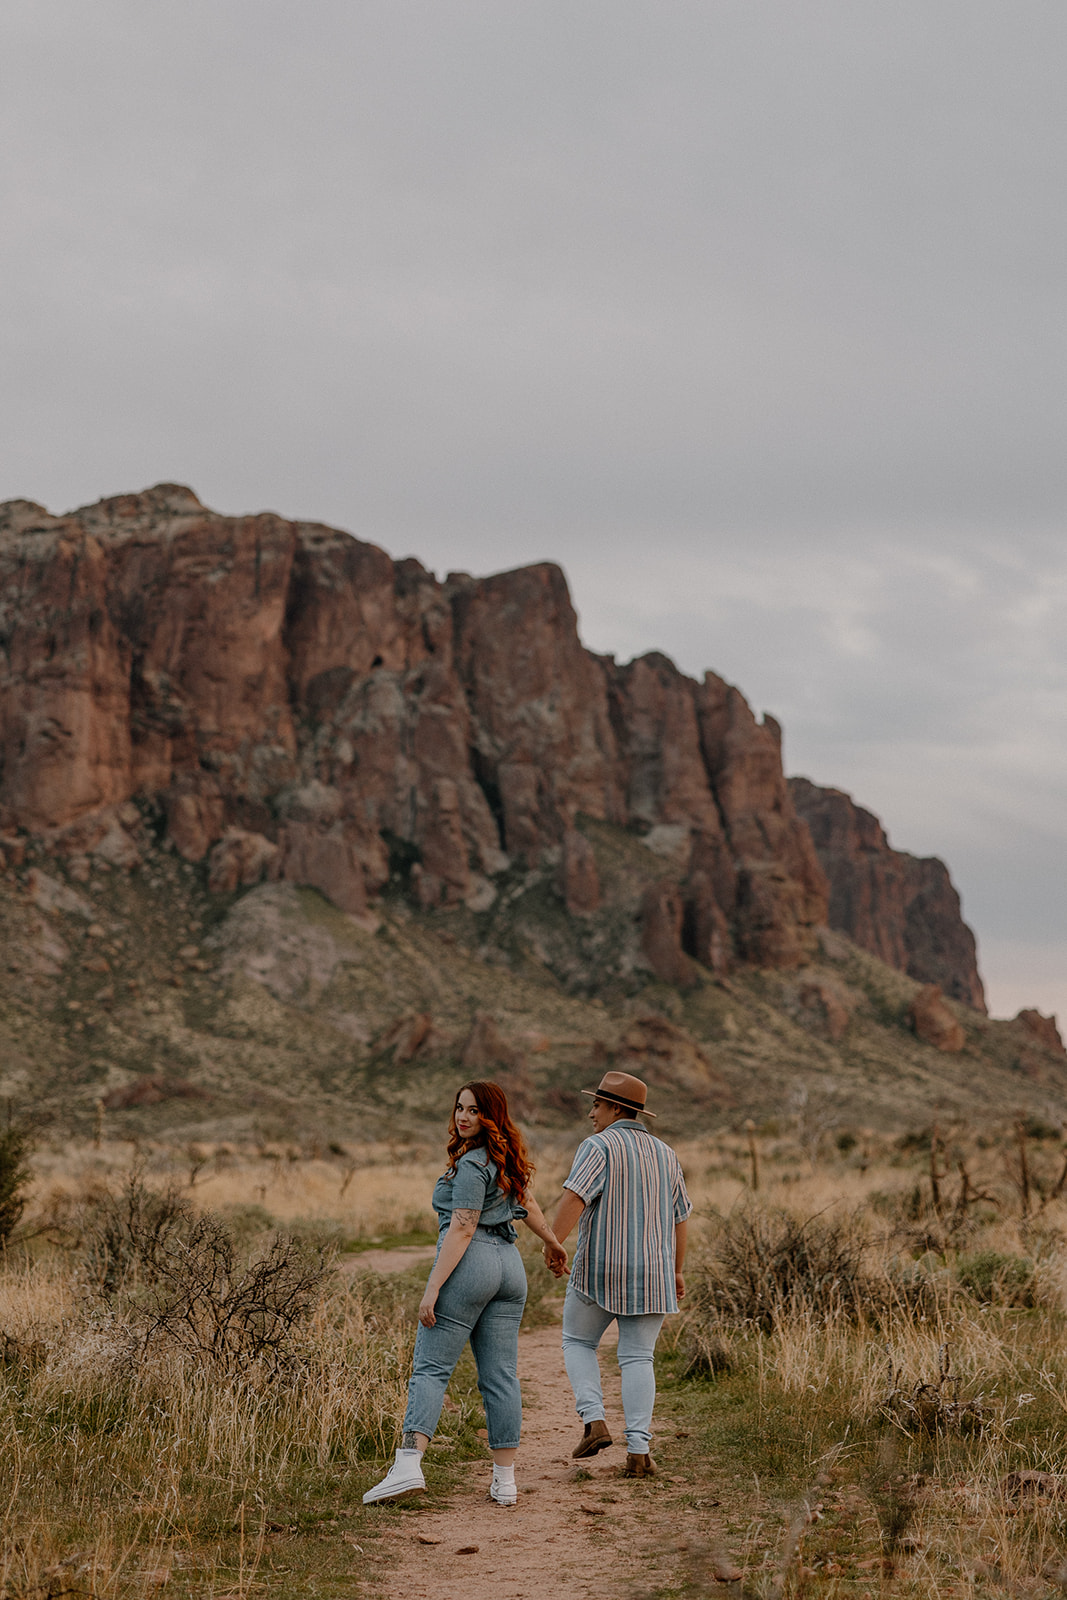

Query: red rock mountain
[[0, 485, 828, 970], [788, 776, 986, 1011]]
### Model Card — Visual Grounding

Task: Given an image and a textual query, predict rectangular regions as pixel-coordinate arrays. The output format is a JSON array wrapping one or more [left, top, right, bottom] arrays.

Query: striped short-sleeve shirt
[[564, 1121, 692, 1315]]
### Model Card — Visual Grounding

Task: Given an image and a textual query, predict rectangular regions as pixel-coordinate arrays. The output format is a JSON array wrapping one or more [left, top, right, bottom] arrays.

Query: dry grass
[[658, 1122, 1067, 1597], [0, 1241, 419, 1597], [0, 1150, 455, 1599], [8, 1119, 1067, 1596]]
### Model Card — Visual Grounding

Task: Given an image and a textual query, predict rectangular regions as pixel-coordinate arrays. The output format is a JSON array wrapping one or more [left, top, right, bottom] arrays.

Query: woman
[[363, 1080, 567, 1508]]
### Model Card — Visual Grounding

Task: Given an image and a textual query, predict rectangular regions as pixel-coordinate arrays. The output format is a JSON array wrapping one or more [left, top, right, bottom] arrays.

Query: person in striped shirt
[[549, 1070, 691, 1478]]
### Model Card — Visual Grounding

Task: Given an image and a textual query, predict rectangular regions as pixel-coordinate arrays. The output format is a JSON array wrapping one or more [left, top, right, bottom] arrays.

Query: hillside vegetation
[[0, 809, 1063, 1154]]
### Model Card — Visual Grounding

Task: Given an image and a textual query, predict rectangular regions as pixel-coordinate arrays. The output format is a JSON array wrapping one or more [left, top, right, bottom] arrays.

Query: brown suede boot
[[572, 1419, 613, 1459], [623, 1453, 656, 1478]]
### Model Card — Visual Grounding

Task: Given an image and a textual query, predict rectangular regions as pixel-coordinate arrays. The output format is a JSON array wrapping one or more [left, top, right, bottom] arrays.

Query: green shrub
[[955, 1249, 1037, 1308], [219, 1201, 277, 1246], [0, 1120, 34, 1244]]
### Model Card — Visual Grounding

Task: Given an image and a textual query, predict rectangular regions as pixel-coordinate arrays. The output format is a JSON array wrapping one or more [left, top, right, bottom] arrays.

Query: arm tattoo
[[453, 1208, 480, 1231]]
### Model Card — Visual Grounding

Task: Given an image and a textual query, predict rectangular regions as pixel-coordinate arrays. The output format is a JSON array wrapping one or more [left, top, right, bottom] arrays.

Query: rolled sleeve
[[450, 1153, 492, 1212], [564, 1136, 607, 1204], [672, 1164, 693, 1223]]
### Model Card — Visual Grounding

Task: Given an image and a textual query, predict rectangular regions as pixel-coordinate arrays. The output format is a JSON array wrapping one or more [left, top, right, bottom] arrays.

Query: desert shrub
[[956, 1249, 1037, 1308], [284, 1215, 349, 1253], [78, 1175, 327, 1375], [1019, 1114, 1061, 1141], [882, 1344, 988, 1435], [675, 1322, 734, 1380], [689, 1205, 871, 1332], [130, 1214, 326, 1374], [81, 1172, 191, 1296], [881, 1254, 954, 1318], [0, 1119, 34, 1244], [218, 1200, 277, 1246]]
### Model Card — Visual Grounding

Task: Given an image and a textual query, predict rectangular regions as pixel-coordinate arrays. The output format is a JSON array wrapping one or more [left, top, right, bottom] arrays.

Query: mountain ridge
[[1, 484, 1065, 1137], [0, 483, 824, 973]]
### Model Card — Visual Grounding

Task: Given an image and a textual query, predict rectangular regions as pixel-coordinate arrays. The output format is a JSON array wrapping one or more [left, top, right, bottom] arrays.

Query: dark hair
[[447, 1081, 534, 1201], [594, 1096, 637, 1120]]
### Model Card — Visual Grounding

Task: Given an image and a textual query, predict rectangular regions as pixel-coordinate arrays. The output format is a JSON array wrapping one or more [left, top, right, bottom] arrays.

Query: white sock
[[492, 1464, 516, 1485], [396, 1448, 423, 1462]]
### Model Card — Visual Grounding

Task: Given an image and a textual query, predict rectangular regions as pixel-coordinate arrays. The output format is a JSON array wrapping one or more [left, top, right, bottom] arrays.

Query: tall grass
[[10, 1120, 1067, 1595], [0, 1180, 424, 1598], [668, 1131, 1067, 1596]]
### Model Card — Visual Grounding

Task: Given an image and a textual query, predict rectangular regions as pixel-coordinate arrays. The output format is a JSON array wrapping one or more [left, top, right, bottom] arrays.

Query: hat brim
[[581, 1089, 656, 1118]]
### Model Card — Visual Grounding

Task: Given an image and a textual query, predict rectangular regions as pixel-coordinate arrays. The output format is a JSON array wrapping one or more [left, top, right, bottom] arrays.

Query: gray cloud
[[2, 1, 1065, 1018]]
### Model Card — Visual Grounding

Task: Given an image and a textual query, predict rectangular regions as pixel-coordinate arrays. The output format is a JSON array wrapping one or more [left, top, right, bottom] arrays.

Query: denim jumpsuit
[[402, 1151, 528, 1449]]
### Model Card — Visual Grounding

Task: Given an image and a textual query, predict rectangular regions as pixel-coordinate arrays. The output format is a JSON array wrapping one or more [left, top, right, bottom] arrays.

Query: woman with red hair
[[363, 1080, 567, 1508]]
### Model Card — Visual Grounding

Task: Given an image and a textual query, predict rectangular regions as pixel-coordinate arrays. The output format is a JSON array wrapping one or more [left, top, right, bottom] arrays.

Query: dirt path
[[342, 1244, 437, 1274], [367, 1323, 685, 1600]]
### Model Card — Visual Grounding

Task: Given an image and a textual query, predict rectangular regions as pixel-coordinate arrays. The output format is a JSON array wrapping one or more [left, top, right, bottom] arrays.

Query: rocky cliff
[[788, 777, 986, 1011], [0, 485, 827, 973]]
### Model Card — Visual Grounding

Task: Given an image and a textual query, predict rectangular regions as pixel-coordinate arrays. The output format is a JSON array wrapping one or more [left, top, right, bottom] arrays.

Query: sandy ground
[[364, 1322, 689, 1600]]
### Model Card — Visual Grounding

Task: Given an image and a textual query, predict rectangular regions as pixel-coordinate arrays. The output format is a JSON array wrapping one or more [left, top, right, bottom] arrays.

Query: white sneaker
[[489, 1473, 518, 1507], [362, 1450, 426, 1504]]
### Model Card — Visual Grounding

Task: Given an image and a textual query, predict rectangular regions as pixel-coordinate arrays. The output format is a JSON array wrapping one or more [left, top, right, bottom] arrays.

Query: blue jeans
[[403, 1231, 527, 1449], [561, 1283, 665, 1454]]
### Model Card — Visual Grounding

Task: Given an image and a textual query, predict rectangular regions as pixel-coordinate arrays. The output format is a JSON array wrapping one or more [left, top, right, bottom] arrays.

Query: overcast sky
[[3, 1, 1065, 1023]]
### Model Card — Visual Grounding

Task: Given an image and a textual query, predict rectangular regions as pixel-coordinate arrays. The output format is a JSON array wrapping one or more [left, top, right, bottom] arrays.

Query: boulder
[[908, 984, 966, 1053], [274, 820, 369, 918], [460, 1012, 526, 1075], [164, 776, 226, 862], [25, 869, 92, 920], [798, 978, 851, 1042], [90, 820, 142, 871], [616, 1014, 733, 1107], [102, 1076, 208, 1110], [207, 829, 279, 894], [0, 833, 25, 869], [458, 1013, 534, 1116], [377, 1013, 439, 1064], [1015, 1009, 1066, 1056]]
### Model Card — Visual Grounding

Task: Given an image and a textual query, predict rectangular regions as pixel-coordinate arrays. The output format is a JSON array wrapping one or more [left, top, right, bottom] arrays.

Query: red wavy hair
[[447, 1081, 534, 1201]]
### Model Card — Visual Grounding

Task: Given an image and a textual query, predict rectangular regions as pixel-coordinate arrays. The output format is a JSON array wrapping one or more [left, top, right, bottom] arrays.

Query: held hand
[[542, 1242, 569, 1278], [675, 1271, 686, 1301], [418, 1288, 439, 1328]]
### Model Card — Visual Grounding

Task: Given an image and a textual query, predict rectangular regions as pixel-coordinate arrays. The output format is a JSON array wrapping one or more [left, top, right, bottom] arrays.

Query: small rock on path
[[368, 1323, 675, 1599]]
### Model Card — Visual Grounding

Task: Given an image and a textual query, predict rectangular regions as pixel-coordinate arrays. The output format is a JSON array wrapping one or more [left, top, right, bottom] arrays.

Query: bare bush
[[81, 1171, 191, 1296], [78, 1175, 326, 1376], [133, 1214, 325, 1374], [691, 1204, 871, 1331], [883, 1342, 989, 1436]]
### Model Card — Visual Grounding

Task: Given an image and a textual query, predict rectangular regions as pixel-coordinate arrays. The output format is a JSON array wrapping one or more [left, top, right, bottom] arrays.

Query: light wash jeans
[[403, 1230, 527, 1449], [561, 1282, 665, 1454]]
